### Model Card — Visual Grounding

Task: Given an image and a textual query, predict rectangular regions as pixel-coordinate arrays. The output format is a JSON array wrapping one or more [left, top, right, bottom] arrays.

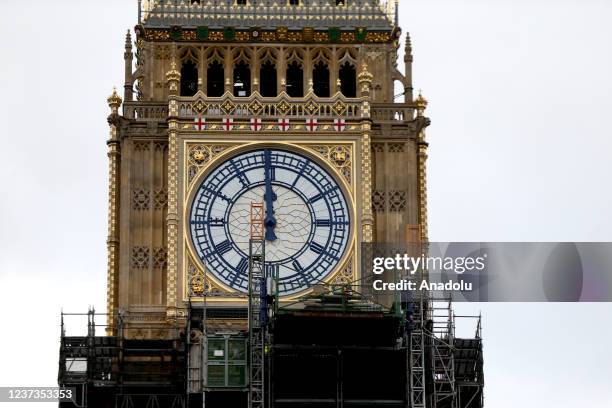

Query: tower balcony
[[140, 0, 396, 30], [122, 92, 416, 124]]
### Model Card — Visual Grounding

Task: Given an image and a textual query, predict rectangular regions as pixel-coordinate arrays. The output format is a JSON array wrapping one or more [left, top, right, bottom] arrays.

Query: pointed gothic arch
[[205, 48, 225, 97], [339, 61, 357, 97], [179, 48, 199, 96], [232, 48, 253, 97], [258, 48, 278, 97], [312, 49, 331, 97]]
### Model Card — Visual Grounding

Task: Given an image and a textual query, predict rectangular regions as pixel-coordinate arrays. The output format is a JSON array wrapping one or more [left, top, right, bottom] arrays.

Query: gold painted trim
[[180, 140, 358, 303]]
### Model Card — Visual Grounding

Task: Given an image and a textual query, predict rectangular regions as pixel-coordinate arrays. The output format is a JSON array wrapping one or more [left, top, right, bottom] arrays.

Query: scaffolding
[[402, 224, 483, 408], [59, 221, 483, 408], [59, 290, 483, 408], [405, 224, 428, 408], [408, 302, 427, 408], [453, 315, 484, 408], [58, 308, 187, 408], [430, 298, 456, 408], [248, 202, 266, 408]]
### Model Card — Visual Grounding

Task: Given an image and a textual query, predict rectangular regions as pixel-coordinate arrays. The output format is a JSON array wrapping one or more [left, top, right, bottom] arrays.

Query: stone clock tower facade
[[59, 2, 485, 408], [105, 0, 430, 335]]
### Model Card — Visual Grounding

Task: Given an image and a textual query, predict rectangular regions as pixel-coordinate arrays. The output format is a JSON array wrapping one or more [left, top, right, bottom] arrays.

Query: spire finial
[[415, 89, 428, 116], [107, 87, 123, 110], [125, 30, 132, 50]]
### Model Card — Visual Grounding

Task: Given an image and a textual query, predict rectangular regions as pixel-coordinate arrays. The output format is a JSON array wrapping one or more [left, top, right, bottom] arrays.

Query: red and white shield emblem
[[250, 117, 262, 131], [333, 118, 346, 132], [305, 118, 318, 132], [222, 117, 234, 131], [193, 117, 206, 131], [277, 118, 290, 131]]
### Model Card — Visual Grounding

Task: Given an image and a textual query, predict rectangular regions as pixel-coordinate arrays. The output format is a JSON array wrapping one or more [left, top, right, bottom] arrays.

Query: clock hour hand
[[263, 149, 277, 241]]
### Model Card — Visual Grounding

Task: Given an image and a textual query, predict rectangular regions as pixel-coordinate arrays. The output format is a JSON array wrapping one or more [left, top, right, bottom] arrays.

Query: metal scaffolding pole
[[409, 301, 427, 408], [249, 202, 266, 408]]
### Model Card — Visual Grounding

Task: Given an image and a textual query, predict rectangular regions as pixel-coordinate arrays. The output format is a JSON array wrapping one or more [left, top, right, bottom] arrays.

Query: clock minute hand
[[263, 149, 277, 241]]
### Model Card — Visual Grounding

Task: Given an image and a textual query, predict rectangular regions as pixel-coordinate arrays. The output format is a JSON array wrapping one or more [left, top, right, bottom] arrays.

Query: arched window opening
[[336, 0, 346, 5], [289, 0, 300, 5], [207, 60, 224, 97], [313, 62, 330, 97], [286, 62, 303, 97], [233, 61, 251, 97], [236, 0, 247, 5], [260, 61, 277, 97], [339, 62, 356, 97], [180, 60, 198, 96]]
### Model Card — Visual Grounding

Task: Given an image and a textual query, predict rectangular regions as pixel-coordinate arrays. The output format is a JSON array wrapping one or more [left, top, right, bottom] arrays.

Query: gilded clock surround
[[179, 140, 359, 303]]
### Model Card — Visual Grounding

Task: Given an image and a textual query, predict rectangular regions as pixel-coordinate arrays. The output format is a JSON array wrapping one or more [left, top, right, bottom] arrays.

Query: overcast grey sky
[[1, 1, 611, 407]]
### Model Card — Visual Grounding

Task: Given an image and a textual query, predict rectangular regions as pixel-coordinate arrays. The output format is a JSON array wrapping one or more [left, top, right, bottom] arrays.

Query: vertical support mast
[[249, 202, 266, 408], [406, 224, 427, 408]]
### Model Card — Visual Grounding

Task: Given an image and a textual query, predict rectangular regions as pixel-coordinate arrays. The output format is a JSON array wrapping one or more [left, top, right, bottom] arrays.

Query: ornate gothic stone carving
[[331, 260, 354, 286], [154, 188, 168, 210], [153, 247, 167, 269], [133, 141, 151, 151], [186, 144, 232, 184], [154, 141, 168, 152], [388, 190, 407, 212], [388, 142, 405, 153], [307, 144, 353, 185], [187, 260, 225, 297], [371, 190, 407, 212], [372, 190, 386, 212], [131, 246, 150, 269], [372, 142, 384, 153], [132, 188, 150, 210]]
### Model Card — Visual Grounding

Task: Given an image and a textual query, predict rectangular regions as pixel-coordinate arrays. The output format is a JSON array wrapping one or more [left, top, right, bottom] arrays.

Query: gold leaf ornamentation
[[306, 144, 352, 185], [332, 100, 347, 116], [194, 99, 207, 114], [186, 144, 234, 185], [276, 100, 291, 116], [331, 260, 354, 286], [221, 99, 236, 115], [188, 260, 225, 297], [248, 99, 264, 116]]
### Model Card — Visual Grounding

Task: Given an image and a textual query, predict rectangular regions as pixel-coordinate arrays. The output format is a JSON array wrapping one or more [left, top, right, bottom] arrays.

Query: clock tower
[[106, 0, 431, 332], [60, 2, 485, 408]]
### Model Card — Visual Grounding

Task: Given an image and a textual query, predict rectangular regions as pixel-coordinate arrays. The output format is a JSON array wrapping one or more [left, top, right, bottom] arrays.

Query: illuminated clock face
[[189, 148, 351, 295]]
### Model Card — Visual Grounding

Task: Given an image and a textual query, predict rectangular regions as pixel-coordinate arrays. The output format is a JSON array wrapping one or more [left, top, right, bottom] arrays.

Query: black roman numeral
[[236, 258, 248, 274], [209, 217, 225, 227], [309, 242, 325, 255], [215, 240, 232, 255], [308, 193, 324, 203], [292, 260, 304, 272]]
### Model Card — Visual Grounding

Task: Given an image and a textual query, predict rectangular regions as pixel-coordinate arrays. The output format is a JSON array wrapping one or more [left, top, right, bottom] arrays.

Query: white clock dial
[[189, 148, 350, 295]]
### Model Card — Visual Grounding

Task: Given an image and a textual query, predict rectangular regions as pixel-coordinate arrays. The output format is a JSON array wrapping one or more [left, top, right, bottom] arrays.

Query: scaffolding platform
[[59, 292, 483, 408]]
